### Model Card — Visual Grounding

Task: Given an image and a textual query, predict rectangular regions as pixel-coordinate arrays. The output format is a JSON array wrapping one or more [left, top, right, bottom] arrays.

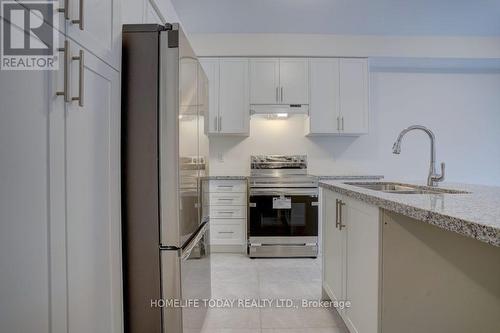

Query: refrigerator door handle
[[181, 222, 208, 261]]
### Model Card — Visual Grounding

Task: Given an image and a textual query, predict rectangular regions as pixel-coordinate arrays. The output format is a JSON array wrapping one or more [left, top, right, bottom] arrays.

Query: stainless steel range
[[248, 155, 319, 258]]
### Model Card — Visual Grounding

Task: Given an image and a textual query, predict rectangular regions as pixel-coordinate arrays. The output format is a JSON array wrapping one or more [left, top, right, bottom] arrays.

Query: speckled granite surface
[[203, 175, 385, 180], [319, 180, 500, 247], [202, 176, 248, 180], [315, 175, 384, 180]]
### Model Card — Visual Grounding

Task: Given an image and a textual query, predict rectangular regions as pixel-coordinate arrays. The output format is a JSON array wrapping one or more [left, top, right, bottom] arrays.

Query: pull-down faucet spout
[[392, 125, 445, 187]]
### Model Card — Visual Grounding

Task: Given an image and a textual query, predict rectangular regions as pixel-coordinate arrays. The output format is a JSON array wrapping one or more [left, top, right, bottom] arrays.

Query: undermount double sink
[[344, 182, 470, 195]]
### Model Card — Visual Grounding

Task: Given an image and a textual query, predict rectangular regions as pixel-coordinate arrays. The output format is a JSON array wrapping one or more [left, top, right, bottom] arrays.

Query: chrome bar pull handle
[[57, 0, 69, 20], [71, 0, 84, 30], [281, 87, 284, 102], [71, 50, 84, 107], [339, 200, 346, 231], [56, 40, 70, 102], [336, 116, 340, 131], [276, 87, 279, 103], [335, 199, 340, 229], [218, 116, 222, 132], [214, 116, 218, 131], [341, 117, 344, 131]]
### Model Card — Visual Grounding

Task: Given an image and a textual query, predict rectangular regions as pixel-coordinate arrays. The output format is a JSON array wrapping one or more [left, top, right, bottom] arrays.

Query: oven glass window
[[249, 195, 318, 237]]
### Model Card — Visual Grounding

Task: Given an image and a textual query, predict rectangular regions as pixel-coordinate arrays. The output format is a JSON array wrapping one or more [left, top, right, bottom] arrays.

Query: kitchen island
[[320, 180, 500, 333]]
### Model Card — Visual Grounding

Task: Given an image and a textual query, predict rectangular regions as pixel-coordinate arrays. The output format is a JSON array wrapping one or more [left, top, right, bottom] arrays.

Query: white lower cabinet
[[322, 189, 380, 333], [203, 180, 248, 252]]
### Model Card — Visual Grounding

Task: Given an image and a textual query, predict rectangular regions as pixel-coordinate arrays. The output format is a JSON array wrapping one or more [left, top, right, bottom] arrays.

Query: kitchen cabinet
[[322, 189, 380, 333], [180, 57, 199, 114], [0, 24, 122, 332], [199, 58, 219, 134], [202, 180, 248, 252], [0, 32, 66, 333], [322, 190, 346, 305], [65, 46, 122, 333], [250, 58, 309, 105], [65, 0, 122, 70], [144, 0, 164, 24], [339, 58, 369, 134], [307, 58, 369, 135], [249, 58, 280, 104], [308, 59, 341, 134], [200, 58, 250, 135]]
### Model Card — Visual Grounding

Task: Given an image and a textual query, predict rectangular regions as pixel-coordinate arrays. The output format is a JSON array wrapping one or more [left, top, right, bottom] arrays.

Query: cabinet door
[[66, 0, 121, 69], [339, 58, 369, 134], [344, 198, 380, 333], [180, 57, 199, 117], [219, 58, 250, 135], [0, 26, 67, 333], [279, 58, 309, 105], [66, 49, 122, 333], [144, 0, 163, 24], [322, 190, 345, 306], [308, 59, 340, 134], [199, 58, 220, 134], [249, 58, 280, 104]]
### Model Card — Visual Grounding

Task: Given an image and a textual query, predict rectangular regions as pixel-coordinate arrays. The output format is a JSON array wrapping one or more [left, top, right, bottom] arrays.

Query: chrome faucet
[[392, 125, 445, 187]]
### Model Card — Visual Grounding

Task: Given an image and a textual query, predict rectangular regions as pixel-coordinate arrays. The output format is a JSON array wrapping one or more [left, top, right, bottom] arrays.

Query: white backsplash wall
[[209, 70, 500, 186]]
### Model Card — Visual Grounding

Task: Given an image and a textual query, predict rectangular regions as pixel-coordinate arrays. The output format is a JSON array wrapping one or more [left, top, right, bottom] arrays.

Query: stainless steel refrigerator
[[121, 23, 211, 333]]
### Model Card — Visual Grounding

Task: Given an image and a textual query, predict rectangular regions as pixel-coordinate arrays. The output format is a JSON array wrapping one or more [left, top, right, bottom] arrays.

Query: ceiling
[[171, 0, 500, 36]]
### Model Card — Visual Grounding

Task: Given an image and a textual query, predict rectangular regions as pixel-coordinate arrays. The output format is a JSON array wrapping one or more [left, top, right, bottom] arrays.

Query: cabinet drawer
[[208, 206, 247, 219], [210, 218, 246, 226], [211, 224, 245, 245], [205, 180, 247, 193], [206, 192, 247, 206]]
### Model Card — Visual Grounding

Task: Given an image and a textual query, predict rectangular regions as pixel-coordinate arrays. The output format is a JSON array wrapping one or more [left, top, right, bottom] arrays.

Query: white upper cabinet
[[339, 58, 369, 134], [180, 57, 199, 110], [307, 58, 369, 136], [200, 58, 250, 136], [250, 58, 280, 104], [66, 0, 121, 69], [250, 58, 309, 105], [218, 58, 250, 134], [279, 58, 309, 105], [200, 58, 220, 135], [308, 59, 341, 134]]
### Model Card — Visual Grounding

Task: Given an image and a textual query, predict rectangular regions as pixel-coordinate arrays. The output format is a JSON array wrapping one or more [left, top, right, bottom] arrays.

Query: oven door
[[249, 189, 318, 237]]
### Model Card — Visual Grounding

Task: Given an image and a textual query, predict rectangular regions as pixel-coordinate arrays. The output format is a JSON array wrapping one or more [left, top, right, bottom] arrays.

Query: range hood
[[250, 104, 309, 116]]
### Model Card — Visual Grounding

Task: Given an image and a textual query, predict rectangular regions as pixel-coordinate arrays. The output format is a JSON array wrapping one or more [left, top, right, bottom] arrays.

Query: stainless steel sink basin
[[343, 182, 469, 195]]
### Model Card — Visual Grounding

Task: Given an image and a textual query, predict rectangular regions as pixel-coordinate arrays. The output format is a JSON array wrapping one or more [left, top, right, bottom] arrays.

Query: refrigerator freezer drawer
[[160, 222, 211, 333]]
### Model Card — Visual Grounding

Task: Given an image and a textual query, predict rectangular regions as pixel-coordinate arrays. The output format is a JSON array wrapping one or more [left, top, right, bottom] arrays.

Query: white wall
[[189, 33, 500, 59], [209, 70, 500, 186]]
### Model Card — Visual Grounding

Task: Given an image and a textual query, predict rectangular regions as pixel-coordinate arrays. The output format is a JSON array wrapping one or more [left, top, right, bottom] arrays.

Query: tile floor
[[200, 253, 348, 333]]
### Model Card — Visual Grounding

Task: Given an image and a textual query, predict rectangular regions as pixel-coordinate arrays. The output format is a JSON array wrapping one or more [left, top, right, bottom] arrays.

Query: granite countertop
[[319, 180, 500, 247], [314, 175, 384, 180], [203, 175, 385, 180], [202, 176, 248, 180]]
